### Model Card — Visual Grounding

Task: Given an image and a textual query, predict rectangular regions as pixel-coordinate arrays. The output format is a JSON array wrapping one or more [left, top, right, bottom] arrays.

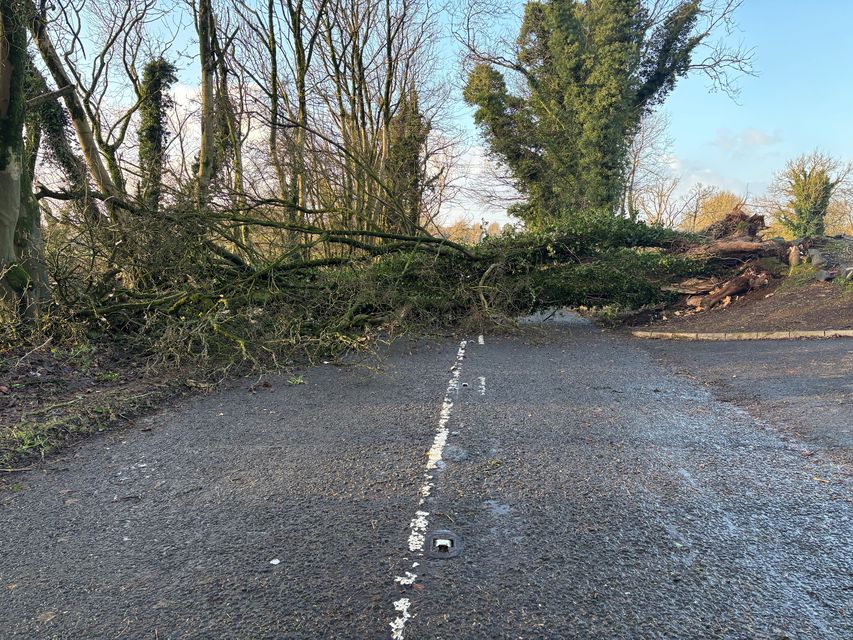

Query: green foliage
[[530, 250, 696, 308], [387, 84, 432, 234], [464, 0, 704, 226], [777, 154, 841, 238], [138, 58, 178, 212], [6, 198, 700, 377], [480, 210, 690, 263]]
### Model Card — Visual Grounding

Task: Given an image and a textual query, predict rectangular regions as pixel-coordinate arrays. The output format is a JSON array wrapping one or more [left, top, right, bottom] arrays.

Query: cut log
[[705, 268, 771, 309], [662, 277, 722, 295], [688, 239, 787, 261]]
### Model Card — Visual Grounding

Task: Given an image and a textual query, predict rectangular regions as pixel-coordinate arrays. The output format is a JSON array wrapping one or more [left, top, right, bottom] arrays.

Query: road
[[639, 336, 853, 468], [1, 312, 851, 639]]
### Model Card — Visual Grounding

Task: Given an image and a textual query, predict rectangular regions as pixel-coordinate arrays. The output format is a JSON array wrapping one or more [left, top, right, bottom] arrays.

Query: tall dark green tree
[[138, 57, 177, 213], [464, 0, 736, 227], [387, 85, 432, 234]]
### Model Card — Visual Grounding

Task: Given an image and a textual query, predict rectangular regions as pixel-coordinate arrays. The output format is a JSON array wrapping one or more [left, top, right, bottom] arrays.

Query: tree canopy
[[463, 0, 745, 227]]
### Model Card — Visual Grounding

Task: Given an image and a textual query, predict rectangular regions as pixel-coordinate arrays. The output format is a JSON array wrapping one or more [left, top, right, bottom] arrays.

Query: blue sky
[[656, 0, 853, 197], [450, 0, 853, 223], [161, 1, 853, 223]]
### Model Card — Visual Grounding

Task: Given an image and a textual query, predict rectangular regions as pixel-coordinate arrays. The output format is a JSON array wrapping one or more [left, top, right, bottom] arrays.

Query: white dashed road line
[[389, 340, 468, 639]]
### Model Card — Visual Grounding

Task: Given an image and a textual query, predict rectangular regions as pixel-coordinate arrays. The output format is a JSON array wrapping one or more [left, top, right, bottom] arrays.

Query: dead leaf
[[64, 498, 80, 506], [36, 611, 57, 623], [185, 379, 213, 390]]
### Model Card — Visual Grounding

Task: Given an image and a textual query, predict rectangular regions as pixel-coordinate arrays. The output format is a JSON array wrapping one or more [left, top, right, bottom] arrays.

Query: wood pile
[[668, 208, 790, 311]]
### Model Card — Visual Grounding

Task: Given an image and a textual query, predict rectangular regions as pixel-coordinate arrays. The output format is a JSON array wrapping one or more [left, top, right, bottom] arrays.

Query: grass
[[835, 275, 853, 295], [1, 385, 175, 470], [777, 264, 819, 293]]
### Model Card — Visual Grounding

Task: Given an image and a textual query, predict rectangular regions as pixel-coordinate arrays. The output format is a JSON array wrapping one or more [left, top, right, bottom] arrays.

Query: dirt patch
[[628, 235, 853, 334], [638, 280, 853, 333], [0, 342, 185, 472]]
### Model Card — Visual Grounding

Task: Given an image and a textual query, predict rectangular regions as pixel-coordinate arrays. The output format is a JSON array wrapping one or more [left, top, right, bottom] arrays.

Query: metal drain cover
[[426, 529, 462, 559]]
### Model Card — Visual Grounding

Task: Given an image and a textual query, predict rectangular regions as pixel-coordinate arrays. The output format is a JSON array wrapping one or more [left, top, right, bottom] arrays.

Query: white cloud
[[440, 145, 521, 225], [713, 127, 782, 154]]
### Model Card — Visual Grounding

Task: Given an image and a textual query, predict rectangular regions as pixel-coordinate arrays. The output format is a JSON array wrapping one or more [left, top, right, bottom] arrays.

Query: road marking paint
[[394, 571, 418, 585], [407, 510, 430, 552], [390, 598, 412, 640], [389, 340, 467, 638], [478, 376, 486, 396], [478, 334, 485, 345]]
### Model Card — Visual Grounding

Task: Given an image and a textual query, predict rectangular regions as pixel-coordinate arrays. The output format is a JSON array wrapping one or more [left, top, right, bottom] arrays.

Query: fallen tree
[[2, 205, 706, 370], [687, 238, 787, 262], [666, 208, 789, 311], [703, 267, 771, 309]]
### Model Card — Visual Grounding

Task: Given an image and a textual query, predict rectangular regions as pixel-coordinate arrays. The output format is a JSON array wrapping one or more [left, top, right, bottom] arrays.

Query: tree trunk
[[15, 185, 49, 317], [196, 0, 216, 209], [16, 112, 49, 314], [0, 153, 21, 273], [1, 0, 31, 310], [26, 0, 122, 207], [26, 56, 100, 224], [705, 269, 771, 309], [687, 239, 788, 261]]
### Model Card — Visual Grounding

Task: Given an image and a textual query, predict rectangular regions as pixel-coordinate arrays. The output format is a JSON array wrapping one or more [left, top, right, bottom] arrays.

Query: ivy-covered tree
[[387, 85, 432, 234], [138, 57, 177, 213], [463, 0, 746, 227], [774, 152, 848, 239]]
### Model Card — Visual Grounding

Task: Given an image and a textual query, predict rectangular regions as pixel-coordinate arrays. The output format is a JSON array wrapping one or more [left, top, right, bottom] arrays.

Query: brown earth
[[633, 235, 853, 334], [640, 279, 853, 333], [0, 343, 184, 471]]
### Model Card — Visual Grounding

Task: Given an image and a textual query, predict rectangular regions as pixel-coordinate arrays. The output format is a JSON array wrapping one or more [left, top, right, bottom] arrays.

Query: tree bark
[[16, 109, 49, 312], [1, 0, 30, 308], [705, 269, 771, 309], [26, 0, 123, 207], [687, 239, 788, 261], [196, 0, 216, 209]]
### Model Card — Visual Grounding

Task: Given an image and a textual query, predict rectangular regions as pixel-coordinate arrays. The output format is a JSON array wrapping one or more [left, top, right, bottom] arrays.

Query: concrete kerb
[[632, 329, 853, 341]]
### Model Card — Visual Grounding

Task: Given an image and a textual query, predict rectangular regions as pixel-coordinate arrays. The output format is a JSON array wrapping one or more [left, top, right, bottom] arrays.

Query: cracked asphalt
[[1, 313, 851, 639]]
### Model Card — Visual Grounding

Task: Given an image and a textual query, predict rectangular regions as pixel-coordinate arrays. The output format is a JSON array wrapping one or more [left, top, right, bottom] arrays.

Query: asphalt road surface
[[2, 312, 851, 639], [638, 336, 853, 469]]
